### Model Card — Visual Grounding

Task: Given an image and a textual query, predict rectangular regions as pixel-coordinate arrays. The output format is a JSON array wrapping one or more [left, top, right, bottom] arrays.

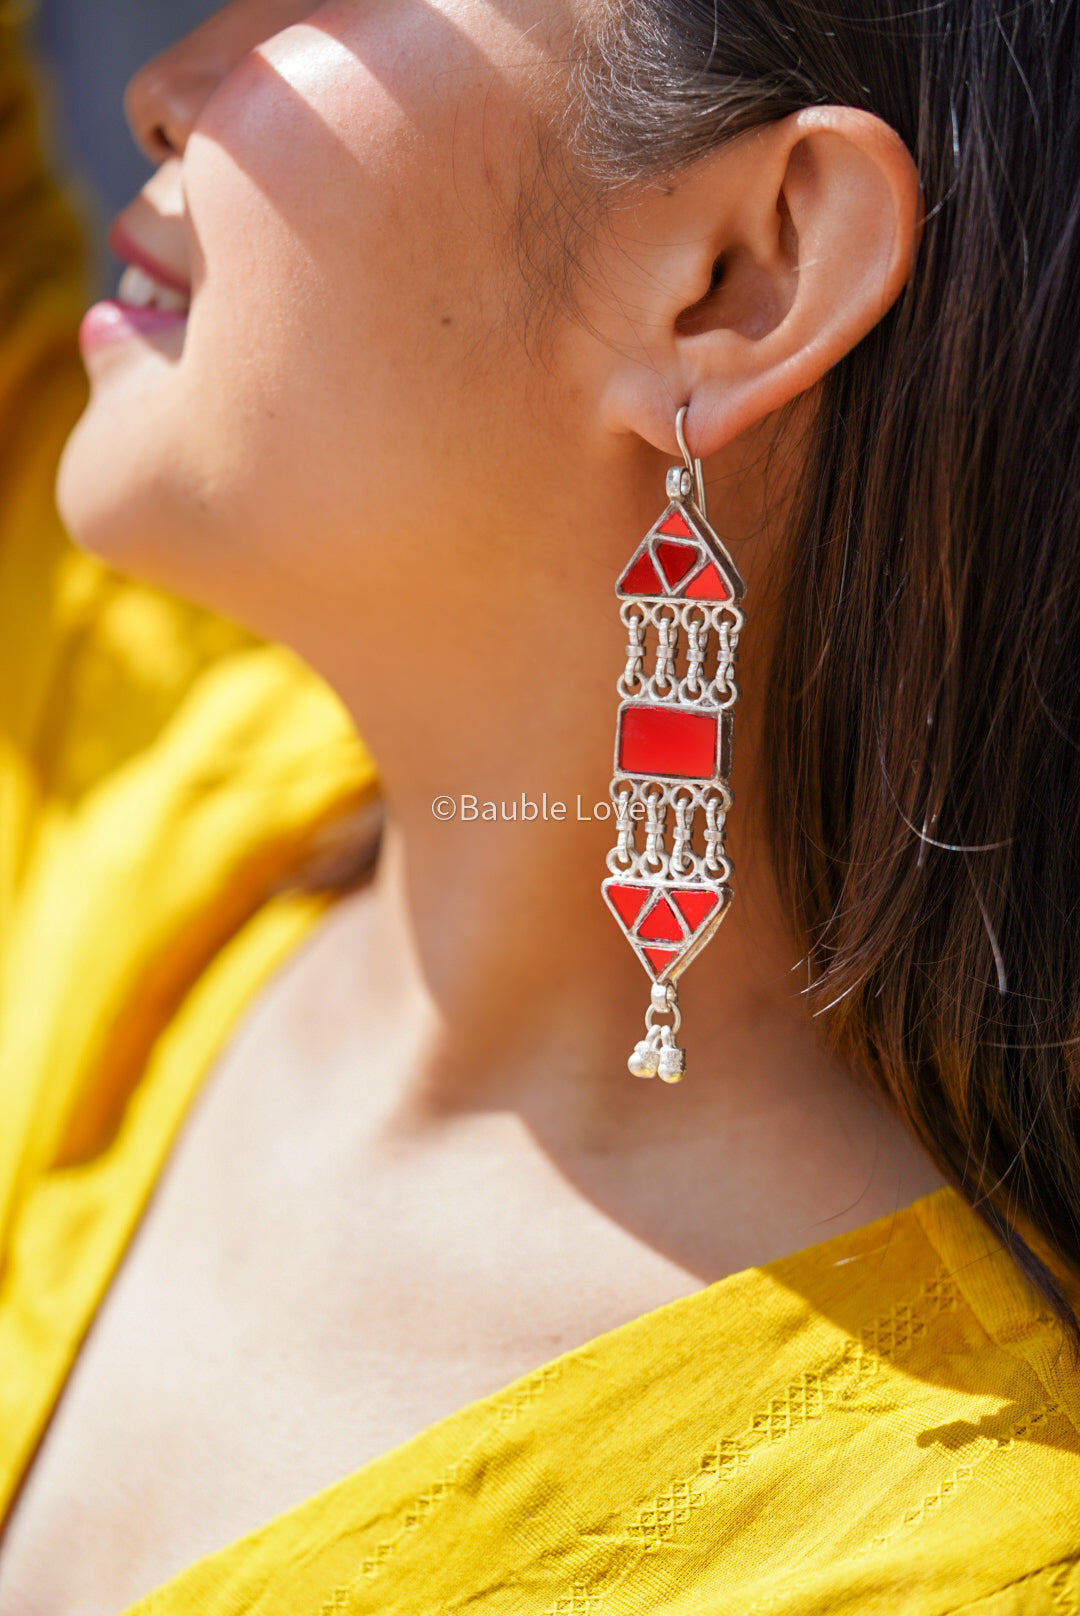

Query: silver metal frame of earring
[[602, 406, 746, 1082]]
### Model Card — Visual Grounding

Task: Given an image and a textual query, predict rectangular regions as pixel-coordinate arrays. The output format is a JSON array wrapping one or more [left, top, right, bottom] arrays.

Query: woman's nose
[[124, 0, 317, 163]]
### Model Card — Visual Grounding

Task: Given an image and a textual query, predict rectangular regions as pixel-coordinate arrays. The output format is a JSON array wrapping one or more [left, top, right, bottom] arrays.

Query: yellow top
[[2, 15, 1080, 1613]]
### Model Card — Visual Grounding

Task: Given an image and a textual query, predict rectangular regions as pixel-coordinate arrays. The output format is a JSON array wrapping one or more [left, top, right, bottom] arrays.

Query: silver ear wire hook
[[675, 405, 708, 519]]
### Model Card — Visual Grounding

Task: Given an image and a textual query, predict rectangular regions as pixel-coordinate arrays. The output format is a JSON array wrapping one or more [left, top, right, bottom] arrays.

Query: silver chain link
[[617, 605, 646, 699], [643, 788, 667, 873], [653, 609, 678, 693]]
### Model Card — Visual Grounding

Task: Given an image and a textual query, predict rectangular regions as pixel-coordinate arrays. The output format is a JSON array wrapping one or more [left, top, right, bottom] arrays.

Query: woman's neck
[[287, 432, 945, 1260]]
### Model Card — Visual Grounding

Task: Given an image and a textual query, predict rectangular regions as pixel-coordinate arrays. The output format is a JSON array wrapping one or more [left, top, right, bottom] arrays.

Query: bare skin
[[0, 2, 941, 1612]]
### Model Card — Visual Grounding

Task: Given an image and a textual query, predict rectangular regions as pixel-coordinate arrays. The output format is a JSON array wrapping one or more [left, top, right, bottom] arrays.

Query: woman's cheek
[[187, 40, 431, 349], [59, 0, 546, 601]]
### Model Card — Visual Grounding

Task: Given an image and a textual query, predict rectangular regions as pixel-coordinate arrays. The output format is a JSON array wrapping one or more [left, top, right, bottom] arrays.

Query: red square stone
[[617, 706, 718, 779]]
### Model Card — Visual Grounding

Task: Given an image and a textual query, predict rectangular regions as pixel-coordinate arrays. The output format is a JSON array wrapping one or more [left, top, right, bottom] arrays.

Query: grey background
[[31, 0, 220, 287]]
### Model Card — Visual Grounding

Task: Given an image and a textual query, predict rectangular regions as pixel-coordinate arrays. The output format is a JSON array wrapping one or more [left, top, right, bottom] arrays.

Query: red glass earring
[[602, 407, 746, 1083]]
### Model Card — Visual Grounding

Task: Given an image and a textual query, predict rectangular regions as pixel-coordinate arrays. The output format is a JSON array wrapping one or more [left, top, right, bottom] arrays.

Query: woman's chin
[[54, 404, 291, 646], [57, 312, 196, 558], [57, 410, 141, 567], [55, 404, 200, 602]]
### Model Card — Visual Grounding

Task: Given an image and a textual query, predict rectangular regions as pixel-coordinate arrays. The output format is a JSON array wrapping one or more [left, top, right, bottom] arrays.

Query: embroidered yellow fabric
[[1, 15, 1079, 1613]]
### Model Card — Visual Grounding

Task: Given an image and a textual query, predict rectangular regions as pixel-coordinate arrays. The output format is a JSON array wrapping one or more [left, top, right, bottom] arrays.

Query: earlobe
[[600, 105, 920, 461]]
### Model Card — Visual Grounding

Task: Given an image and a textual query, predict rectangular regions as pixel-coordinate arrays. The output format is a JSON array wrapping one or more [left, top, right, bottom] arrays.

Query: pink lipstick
[[79, 300, 188, 353], [79, 222, 192, 355]]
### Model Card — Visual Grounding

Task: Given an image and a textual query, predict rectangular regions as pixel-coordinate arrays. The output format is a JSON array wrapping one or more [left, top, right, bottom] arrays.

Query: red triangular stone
[[637, 896, 684, 943], [657, 510, 692, 538], [606, 884, 649, 929], [619, 551, 664, 597], [683, 562, 729, 602], [671, 888, 719, 935], [655, 541, 698, 591], [642, 946, 678, 978]]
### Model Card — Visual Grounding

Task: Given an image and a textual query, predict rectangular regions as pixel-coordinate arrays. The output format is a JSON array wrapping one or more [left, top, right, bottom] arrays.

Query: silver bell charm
[[628, 1038, 660, 1079], [657, 1041, 686, 1084]]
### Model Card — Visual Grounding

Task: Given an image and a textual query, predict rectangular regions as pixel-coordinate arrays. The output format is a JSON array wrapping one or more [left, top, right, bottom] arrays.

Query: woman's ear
[[595, 106, 921, 457]]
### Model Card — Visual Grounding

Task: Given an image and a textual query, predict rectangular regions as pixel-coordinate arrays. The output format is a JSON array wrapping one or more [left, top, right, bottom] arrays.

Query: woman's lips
[[79, 300, 188, 354], [108, 222, 192, 297], [79, 218, 193, 355], [80, 228, 193, 356]]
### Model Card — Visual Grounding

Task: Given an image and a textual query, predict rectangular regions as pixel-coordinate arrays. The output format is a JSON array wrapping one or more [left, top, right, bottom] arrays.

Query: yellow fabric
[[2, 14, 1080, 1615]]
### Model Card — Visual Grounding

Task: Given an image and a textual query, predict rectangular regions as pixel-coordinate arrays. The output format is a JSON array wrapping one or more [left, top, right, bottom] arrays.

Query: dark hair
[[573, 0, 1080, 1325]]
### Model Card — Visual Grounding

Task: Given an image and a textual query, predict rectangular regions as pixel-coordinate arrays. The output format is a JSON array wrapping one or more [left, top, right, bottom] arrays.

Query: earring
[[602, 406, 746, 1083]]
